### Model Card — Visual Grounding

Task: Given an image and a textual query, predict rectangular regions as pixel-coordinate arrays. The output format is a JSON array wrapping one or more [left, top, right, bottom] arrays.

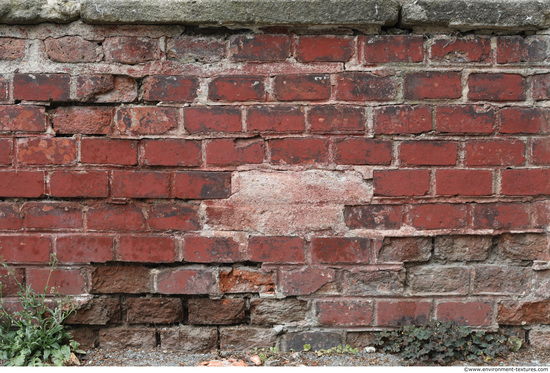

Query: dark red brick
[[118, 235, 176, 262], [0, 171, 44, 198], [0, 38, 25, 60], [174, 171, 231, 200], [362, 35, 423, 64], [157, 268, 216, 295], [316, 300, 373, 326], [437, 301, 492, 326], [408, 204, 468, 230], [435, 105, 494, 134], [87, 204, 146, 232], [49, 171, 109, 198], [14, 73, 70, 101], [183, 236, 243, 263], [249, 236, 304, 263], [279, 267, 335, 296], [103, 37, 160, 64], [23, 202, 82, 230], [400, 141, 457, 166], [56, 235, 114, 264], [0, 77, 6, 101], [430, 36, 491, 63], [373, 170, 430, 197], [465, 139, 525, 166], [533, 74, 550, 100], [127, 298, 183, 324], [0, 106, 46, 133], [270, 138, 328, 165], [501, 169, 550, 196], [81, 138, 138, 165], [52, 106, 113, 135], [334, 138, 392, 165], [92, 266, 151, 294], [112, 171, 170, 199], [184, 106, 242, 133], [45, 36, 102, 63], [148, 204, 200, 231], [497, 36, 548, 64], [75, 74, 137, 102], [27, 268, 87, 295], [0, 203, 22, 230], [336, 72, 396, 101], [167, 36, 225, 63], [376, 237, 432, 263], [115, 107, 178, 136], [0, 138, 12, 165], [499, 107, 550, 134], [206, 138, 264, 166], [274, 74, 331, 101], [247, 105, 304, 133], [311, 237, 371, 264], [0, 235, 51, 263], [308, 106, 365, 133], [0, 268, 24, 296], [143, 75, 199, 102], [230, 34, 290, 61], [188, 299, 245, 325], [377, 301, 431, 326], [533, 138, 550, 164], [436, 169, 493, 196], [473, 203, 530, 229], [468, 73, 526, 101], [143, 139, 201, 167], [209, 76, 266, 102], [296, 35, 353, 62], [404, 72, 462, 100], [374, 105, 432, 134], [345, 205, 402, 230]]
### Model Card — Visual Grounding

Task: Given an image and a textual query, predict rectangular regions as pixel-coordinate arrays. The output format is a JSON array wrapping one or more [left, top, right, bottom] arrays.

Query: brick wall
[[1, 20, 550, 351]]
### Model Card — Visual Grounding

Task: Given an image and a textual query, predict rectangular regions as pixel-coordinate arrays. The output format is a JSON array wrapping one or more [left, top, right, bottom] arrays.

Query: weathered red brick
[[209, 76, 266, 102], [408, 204, 468, 230], [533, 138, 550, 164], [533, 73, 550, 100], [316, 300, 373, 326], [52, 106, 113, 135], [45, 36, 102, 63], [112, 171, 171, 199], [81, 138, 138, 165], [374, 105, 432, 134], [0, 203, 22, 230], [362, 35, 423, 64], [67, 298, 121, 325], [206, 138, 264, 166], [75, 74, 137, 102], [184, 106, 242, 133], [344, 269, 405, 295], [270, 138, 328, 165], [408, 266, 470, 294], [434, 236, 491, 262], [118, 235, 176, 263], [230, 34, 290, 61], [249, 236, 304, 263], [501, 169, 550, 195], [127, 298, 183, 324], [334, 138, 392, 165], [148, 204, 200, 231], [430, 36, 491, 63], [160, 326, 218, 352], [220, 327, 276, 351], [0, 235, 51, 263], [115, 106, 178, 136], [247, 105, 305, 133], [49, 171, 109, 198], [0, 106, 46, 133], [473, 203, 530, 229], [400, 141, 457, 166], [377, 301, 431, 326], [99, 329, 156, 349], [143, 139, 201, 167], [274, 74, 331, 101], [14, 73, 70, 101], [167, 36, 225, 63], [499, 234, 550, 261], [157, 268, 216, 295], [23, 202, 82, 230], [0, 171, 44, 198], [404, 72, 462, 100], [473, 266, 530, 295], [17, 137, 76, 165], [376, 237, 432, 263], [499, 301, 550, 325], [92, 266, 151, 294], [500, 107, 550, 134], [296, 35, 353, 62], [0, 77, 6, 101], [56, 235, 114, 264], [103, 37, 161, 64], [0, 268, 25, 296], [0, 138, 12, 165], [435, 105, 494, 134], [468, 73, 526, 101], [373, 170, 430, 197], [189, 299, 245, 325], [0, 38, 25, 60], [436, 169, 493, 196], [143, 75, 199, 102], [184, 236, 243, 263], [27, 268, 87, 295], [87, 204, 146, 232], [345, 205, 403, 230], [219, 268, 275, 294], [533, 201, 550, 228], [437, 301, 492, 326], [311, 237, 371, 264], [174, 171, 231, 199], [308, 106, 365, 133], [465, 139, 525, 166], [497, 35, 548, 64], [250, 299, 308, 325], [336, 72, 396, 101], [280, 267, 335, 296]]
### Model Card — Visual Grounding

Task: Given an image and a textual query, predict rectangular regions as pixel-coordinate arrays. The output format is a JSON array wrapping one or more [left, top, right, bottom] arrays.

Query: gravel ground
[[80, 346, 550, 367]]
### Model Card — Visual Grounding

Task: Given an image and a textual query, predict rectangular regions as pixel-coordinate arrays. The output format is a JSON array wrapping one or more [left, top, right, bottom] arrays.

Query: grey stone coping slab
[[0, 0, 549, 30]]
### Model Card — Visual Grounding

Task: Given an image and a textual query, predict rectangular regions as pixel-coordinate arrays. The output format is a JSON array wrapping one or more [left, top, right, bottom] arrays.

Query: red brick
[[247, 105, 304, 133], [497, 36, 548, 64], [533, 138, 550, 164], [533, 73, 550, 100], [499, 233, 549, 261], [377, 301, 431, 326], [376, 237, 432, 263], [0, 171, 44, 198], [0, 268, 24, 296], [430, 36, 491, 63], [118, 235, 176, 262], [311, 237, 371, 264], [184, 106, 242, 133], [465, 139, 525, 166], [501, 169, 550, 196], [274, 74, 331, 101], [148, 204, 200, 231], [183, 236, 243, 263], [45, 36, 102, 63], [345, 205, 402, 230], [400, 141, 457, 166], [0, 203, 22, 230], [188, 299, 245, 325], [143, 75, 199, 102], [0, 138, 12, 165], [408, 204, 468, 230], [81, 138, 138, 165], [56, 235, 114, 264], [316, 300, 373, 326], [404, 72, 462, 100], [75, 74, 137, 102], [0, 38, 25, 60], [23, 202, 82, 230], [14, 73, 70, 101], [296, 35, 353, 62], [468, 73, 526, 101], [270, 138, 328, 165], [219, 268, 275, 294], [336, 72, 396, 101], [49, 171, 109, 198], [374, 105, 432, 134], [209, 76, 266, 102], [127, 298, 183, 324], [499, 301, 550, 325], [92, 266, 151, 294], [0, 77, 6, 101], [435, 105, 494, 134], [103, 37, 160, 64], [115, 107, 178, 136], [373, 170, 430, 197], [534, 201, 550, 228], [17, 137, 76, 165], [437, 301, 492, 326], [280, 267, 335, 296], [500, 107, 550, 134], [0, 235, 51, 263], [0, 106, 46, 133], [52, 106, 113, 135], [230, 34, 290, 61], [174, 171, 231, 199], [112, 171, 170, 199], [436, 169, 493, 196], [334, 138, 391, 165], [27, 268, 87, 295], [362, 35, 423, 64], [473, 203, 530, 229], [308, 105, 365, 133], [87, 204, 146, 232], [167, 36, 225, 63], [206, 138, 264, 166], [249, 236, 304, 263], [157, 268, 216, 294], [143, 139, 201, 167]]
